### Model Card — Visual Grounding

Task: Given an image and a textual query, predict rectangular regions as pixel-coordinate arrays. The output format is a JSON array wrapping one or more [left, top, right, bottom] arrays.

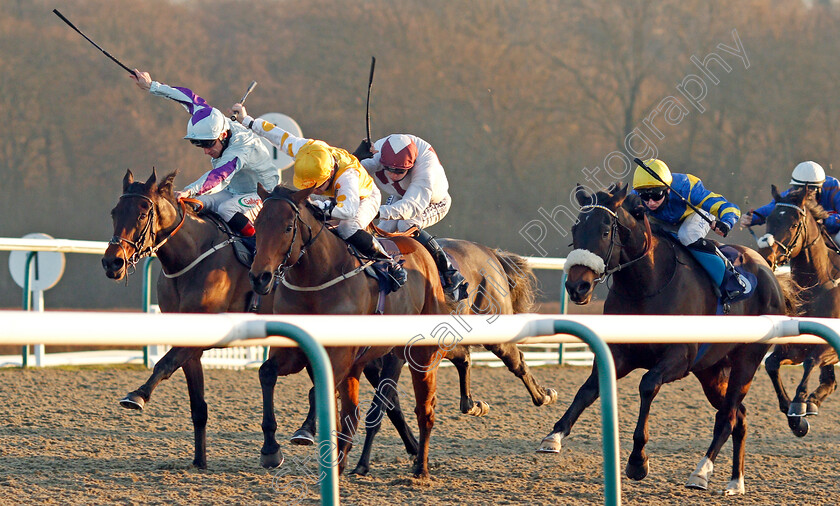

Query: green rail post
[[20, 251, 36, 368], [553, 320, 620, 506], [797, 321, 840, 363], [558, 271, 569, 364], [264, 322, 338, 506], [142, 257, 155, 368]]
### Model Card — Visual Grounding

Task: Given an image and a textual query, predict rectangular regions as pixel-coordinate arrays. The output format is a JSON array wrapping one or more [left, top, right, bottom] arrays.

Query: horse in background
[[757, 185, 838, 436], [101, 169, 273, 469], [249, 184, 452, 478], [349, 239, 556, 476], [549, 183, 794, 495]]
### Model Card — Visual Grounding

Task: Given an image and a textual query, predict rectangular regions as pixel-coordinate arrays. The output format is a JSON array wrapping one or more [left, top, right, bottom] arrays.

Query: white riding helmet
[[184, 107, 228, 141], [790, 161, 826, 187]]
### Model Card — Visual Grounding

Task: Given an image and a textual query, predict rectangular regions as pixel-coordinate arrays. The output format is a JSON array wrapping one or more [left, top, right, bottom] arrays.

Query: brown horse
[[249, 184, 451, 478], [758, 185, 839, 436], [101, 169, 273, 469], [546, 183, 793, 495], [348, 240, 556, 475]]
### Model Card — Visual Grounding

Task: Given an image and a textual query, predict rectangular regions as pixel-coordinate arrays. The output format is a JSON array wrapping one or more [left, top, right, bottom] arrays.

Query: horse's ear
[[158, 171, 178, 198], [257, 183, 270, 201], [771, 184, 781, 201], [574, 184, 591, 206], [123, 170, 134, 192], [294, 186, 317, 204], [145, 168, 158, 191], [613, 182, 628, 202]]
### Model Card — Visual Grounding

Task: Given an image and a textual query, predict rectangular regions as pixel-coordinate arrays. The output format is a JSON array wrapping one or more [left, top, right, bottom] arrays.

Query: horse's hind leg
[[807, 364, 837, 415], [447, 345, 489, 416], [405, 347, 439, 479], [259, 352, 284, 468], [789, 357, 819, 417], [483, 343, 557, 407], [352, 354, 418, 476], [120, 346, 204, 410], [291, 384, 317, 446], [181, 357, 208, 469]]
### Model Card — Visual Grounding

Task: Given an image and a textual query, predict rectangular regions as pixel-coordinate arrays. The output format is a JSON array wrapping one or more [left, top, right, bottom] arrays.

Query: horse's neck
[[611, 221, 659, 285], [792, 219, 836, 285], [287, 217, 358, 284], [153, 211, 212, 271]]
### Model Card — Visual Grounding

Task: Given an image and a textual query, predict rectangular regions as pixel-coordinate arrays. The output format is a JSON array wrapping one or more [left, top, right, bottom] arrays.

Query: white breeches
[[677, 209, 713, 245], [335, 186, 382, 239], [195, 190, 262, 222], [377, 195, 452, 233]]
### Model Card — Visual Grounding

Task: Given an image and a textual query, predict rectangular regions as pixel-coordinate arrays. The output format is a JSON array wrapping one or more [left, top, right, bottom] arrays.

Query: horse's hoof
[[686, 456, 713, 490], [541, 388, 559, 406], [625, 458, 649, 481], [535, 433, 562, 453], [260, 449, 285, 469], [466, 400, 490, 417], [290, 429, 315, 446], [685, 475, 709, 490], [721, 477, 745, 496], [788, 416, 810, 437], [119, 393, 145, 411], [788, 402, 807, 417], [806, 401, 819, 416], [350, 464, 370, 476], [192, 460, 207, 470]]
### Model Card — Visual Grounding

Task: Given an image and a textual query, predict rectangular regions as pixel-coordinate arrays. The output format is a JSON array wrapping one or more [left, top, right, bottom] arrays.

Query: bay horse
[[249, 184, 452, 478], [349, 239, 556, 475], [758, 185, 839, 436], [101, 169, 273, 469], [545, 183, 793, 495]]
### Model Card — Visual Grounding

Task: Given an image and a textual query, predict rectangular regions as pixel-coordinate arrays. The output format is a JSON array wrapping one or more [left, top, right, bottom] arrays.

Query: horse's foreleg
[[483, 343, 557, 407], [626, 362, 688, 481], [291, 385, 317, 446], [406, 348, 438, 479], [763, 348, 791, 415], [807, 364, 837, 414], [352, 354, 417, 476], [181, 357, 208, 469], [727, 404, 748, 496], [259, 353, 283, 469], [120, 346, 204, 410], [447, 346, 489, 416], [336, 375, 363, 475], [789, 357, 818, 416]]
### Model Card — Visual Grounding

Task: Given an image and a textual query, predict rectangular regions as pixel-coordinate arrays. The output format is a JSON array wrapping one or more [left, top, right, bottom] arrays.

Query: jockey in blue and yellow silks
[[631, 159, 747, 302]]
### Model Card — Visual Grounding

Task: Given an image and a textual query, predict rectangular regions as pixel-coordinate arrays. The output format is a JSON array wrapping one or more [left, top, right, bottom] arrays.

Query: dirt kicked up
[[0, 363, 838, 505]]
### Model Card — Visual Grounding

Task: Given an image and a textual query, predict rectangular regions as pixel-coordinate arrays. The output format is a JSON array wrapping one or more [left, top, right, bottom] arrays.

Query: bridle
[[578, 204, 653, 284], [261, 195, 326, 281], [769, 202, 818, 269], [109, 193, 188, 274]]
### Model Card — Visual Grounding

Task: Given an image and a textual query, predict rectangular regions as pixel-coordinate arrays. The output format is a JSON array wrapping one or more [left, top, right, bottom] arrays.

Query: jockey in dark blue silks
[[741, 161, 840, 241], [631, 158, 748, 303]]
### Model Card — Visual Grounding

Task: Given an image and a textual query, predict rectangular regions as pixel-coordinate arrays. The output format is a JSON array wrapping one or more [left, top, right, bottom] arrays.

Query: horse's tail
[[493, 250, 538, 313], [774, 271, 803, 316]]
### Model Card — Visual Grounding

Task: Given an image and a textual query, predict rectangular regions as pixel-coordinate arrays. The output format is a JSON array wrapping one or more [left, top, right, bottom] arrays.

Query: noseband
[[577, 204, 652, 284], [109, 193, 187, 274]]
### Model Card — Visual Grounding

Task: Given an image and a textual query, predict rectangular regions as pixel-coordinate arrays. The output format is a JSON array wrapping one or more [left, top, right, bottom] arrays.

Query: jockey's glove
[[312, 198, 336, 219], [713, 220, 730, 237], [352, 139, 373, 161], [630, 204, 647, 220]]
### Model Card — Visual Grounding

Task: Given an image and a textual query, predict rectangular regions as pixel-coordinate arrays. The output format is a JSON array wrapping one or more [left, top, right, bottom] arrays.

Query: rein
[[579, 204, 653, 284]]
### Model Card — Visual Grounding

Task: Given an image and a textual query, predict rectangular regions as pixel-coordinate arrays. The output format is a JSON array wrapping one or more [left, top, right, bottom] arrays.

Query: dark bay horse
[[101, 169, 273, 469], [249, 184, 452, 478], [547, 183, 793, 495], [349, 239, 557, 475], [758, 185, 839, 436]]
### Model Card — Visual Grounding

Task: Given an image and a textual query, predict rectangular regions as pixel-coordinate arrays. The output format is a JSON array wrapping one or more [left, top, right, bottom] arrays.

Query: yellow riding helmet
[[632, 158, 672, 189], [293, 141, 334, 189]]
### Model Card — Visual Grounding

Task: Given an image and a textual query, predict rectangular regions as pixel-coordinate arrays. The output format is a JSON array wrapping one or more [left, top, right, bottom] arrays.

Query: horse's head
[[102, 169, 179, 281], [249, 184, 318, 295], [564, 182, 643, 304], [761, 184, 825, 269]]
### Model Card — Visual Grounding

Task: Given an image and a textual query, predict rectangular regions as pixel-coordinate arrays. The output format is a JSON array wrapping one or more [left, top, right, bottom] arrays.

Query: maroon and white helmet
[[379, 134, 418, 169]]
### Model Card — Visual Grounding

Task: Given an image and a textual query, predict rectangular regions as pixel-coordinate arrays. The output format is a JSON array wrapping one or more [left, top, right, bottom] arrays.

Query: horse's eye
[[285, 225, 293, 233]]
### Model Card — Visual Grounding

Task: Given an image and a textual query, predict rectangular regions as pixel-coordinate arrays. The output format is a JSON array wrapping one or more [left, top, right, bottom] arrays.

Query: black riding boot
[[414, 229, 467, 301], [686, 238, 747, 302], [346, 229, 407, 291]]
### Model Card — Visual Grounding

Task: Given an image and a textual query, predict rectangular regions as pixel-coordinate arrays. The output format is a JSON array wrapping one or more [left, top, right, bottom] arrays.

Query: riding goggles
[[189, 138, 217, 148], [383, 165, 409, 175], [638, 188, 667, 202]]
